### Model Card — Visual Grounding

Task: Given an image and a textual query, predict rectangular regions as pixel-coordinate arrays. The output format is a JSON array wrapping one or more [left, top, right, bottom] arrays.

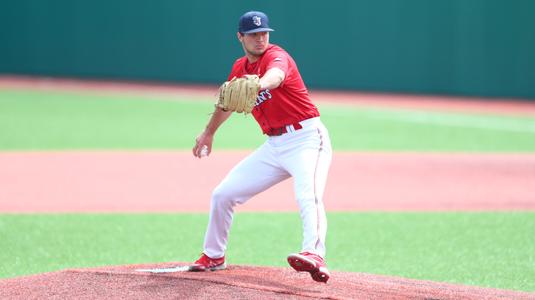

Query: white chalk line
[[136, 266, 192, 273]]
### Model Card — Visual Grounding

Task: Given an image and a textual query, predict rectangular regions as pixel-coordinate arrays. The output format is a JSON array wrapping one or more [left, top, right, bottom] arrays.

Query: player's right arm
[[259, 67, 285, 90], [192, 107, 232, 158]]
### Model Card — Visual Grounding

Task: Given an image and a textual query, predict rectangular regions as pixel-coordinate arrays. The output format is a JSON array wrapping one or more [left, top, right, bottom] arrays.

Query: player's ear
[[237, 32, 244, 42]]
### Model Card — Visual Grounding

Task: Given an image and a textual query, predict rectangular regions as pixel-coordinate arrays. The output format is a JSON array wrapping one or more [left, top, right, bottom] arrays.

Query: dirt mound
[[1, 263, 533, 299]]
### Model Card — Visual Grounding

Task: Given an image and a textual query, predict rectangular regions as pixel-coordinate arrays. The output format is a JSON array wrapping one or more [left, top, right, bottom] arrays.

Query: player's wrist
[[203, 127, 217, 137]]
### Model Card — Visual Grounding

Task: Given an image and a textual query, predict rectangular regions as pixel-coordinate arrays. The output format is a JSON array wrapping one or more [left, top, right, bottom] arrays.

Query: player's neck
[[246, 53, 261, 63]]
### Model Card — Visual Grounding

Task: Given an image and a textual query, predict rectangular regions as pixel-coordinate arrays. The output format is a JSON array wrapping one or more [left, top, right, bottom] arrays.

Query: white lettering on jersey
[[256, 89, 273, 106]]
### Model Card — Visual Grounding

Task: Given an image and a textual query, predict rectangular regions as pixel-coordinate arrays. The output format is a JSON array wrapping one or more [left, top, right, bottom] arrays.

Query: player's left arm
[[259, 67, 285, 90]]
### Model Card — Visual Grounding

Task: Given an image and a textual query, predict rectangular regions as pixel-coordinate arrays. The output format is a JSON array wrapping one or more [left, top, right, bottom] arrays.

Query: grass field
[[1, 87, 534, 292], [1, 213, 534, 291], [1, 89, 535, 151]]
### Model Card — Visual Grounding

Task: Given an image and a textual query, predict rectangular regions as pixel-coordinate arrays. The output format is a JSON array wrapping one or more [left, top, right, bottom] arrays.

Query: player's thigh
[[215, 144, 290, 202], [283, 130, 332, 200]]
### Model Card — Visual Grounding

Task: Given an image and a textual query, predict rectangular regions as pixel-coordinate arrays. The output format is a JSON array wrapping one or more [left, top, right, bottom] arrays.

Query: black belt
[[266, 122, 303, 136]]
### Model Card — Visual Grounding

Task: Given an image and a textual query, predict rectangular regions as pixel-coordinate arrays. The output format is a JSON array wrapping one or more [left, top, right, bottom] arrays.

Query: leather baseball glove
[[216, 75, 260, 113]]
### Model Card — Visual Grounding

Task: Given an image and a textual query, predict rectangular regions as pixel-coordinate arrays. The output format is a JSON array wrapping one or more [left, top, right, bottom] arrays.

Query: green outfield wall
[[1, 0, 534, 99]]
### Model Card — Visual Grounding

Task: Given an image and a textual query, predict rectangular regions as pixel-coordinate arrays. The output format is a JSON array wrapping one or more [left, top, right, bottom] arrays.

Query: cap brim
[[242, 28, 274, 34]]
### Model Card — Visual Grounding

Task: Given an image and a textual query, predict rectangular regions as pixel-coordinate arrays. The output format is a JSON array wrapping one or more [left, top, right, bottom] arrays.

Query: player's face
[[238, 31, 270, 58]]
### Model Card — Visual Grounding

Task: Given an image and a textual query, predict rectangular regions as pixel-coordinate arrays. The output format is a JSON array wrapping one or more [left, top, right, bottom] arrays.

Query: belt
[[266, 122, 303, 136]]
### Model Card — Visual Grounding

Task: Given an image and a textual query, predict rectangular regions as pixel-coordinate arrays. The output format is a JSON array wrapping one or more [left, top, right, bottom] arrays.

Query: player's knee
[[296, 196, 320, 211], [296, 193, 317, 204], [211, 186, 236, 208]]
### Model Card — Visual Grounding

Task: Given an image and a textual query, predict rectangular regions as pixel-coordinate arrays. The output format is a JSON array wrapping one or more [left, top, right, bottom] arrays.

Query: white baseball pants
[[203, 117, 332, 259]]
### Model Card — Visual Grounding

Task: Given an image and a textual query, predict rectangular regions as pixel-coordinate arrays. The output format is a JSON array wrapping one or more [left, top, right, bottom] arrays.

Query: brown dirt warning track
[[1, 76, 535, 299], [1, 151, 535, 212]]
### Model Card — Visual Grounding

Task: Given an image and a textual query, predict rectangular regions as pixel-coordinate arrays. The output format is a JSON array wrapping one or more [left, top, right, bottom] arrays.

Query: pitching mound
[[1, 263, 533, 299]]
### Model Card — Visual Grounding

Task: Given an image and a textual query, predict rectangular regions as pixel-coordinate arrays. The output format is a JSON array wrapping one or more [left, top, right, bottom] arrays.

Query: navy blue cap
[[238, 11, 274, 34]]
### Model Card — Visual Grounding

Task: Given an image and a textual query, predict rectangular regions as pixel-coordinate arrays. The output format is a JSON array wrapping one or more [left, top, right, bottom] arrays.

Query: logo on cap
[[252, 15, 262, 26]]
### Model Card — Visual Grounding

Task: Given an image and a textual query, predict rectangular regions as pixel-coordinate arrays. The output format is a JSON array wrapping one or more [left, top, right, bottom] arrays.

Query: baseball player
[[191, 11, 332, 283]]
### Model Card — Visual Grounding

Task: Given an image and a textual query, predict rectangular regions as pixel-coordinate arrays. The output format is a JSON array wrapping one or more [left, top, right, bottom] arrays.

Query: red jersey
[[228, 44, 320, 135]]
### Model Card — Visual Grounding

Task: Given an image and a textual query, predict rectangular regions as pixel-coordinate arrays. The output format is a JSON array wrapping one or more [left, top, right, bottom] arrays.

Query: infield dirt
[[1, 263, 534, 299]]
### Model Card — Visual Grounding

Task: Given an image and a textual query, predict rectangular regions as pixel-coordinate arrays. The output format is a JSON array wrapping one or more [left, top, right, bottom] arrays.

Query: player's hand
[[193, 132, 214, 159]]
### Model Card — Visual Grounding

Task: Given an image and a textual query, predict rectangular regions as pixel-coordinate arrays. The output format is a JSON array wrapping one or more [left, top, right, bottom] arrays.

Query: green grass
[[1, 89, 534, 151], [1, 213, 534, 292], [321, 106, 535, 152]]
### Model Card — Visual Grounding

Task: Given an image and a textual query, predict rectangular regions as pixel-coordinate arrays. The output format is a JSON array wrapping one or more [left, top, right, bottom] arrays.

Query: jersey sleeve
[[265, 51, 290, 74]]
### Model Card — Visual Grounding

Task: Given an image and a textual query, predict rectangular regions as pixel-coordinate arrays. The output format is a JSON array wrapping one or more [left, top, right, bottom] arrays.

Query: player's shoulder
[[228, 55, 252, 79], [265, 44, 293, 62], [265, 44, 289, 56], [232, 56, 248, 67], [229, 56, 247, 76]]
